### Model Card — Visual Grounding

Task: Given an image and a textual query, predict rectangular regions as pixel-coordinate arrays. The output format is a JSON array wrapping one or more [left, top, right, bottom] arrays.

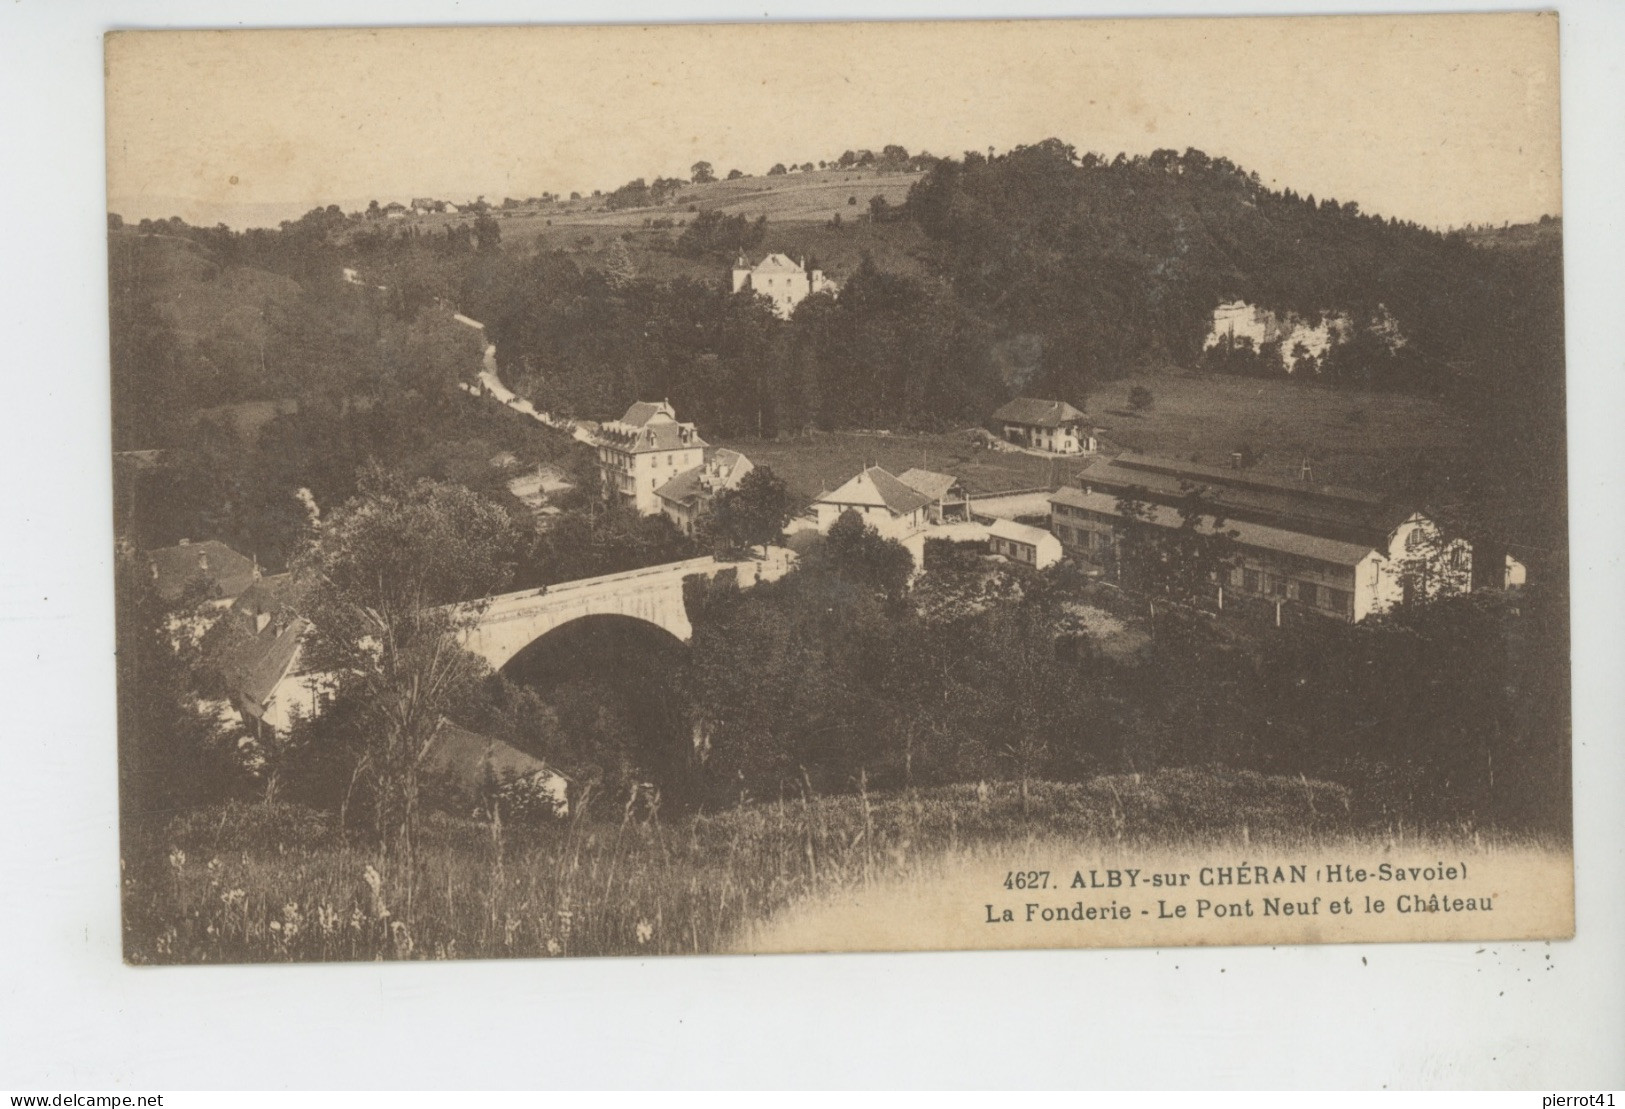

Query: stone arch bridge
[[453, 548, 795, 671]]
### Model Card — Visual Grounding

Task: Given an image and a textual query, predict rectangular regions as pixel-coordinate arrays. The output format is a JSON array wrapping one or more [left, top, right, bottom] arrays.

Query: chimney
[[1230, 452, 1243, 471], [197, 552, 210, 572]]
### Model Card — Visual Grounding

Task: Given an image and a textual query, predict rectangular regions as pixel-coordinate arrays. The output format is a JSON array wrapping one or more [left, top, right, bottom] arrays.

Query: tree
[[818, 509, 915, 601], [115, 545, 238, 824], [294, 471, 519, 901], [473, 211, 501, 253], [710, 466, 797, 555], [691, 161, 715, 184], [1128, 385, 1154, 411], [604, 237, 639, 288], [726, 168, 744, 180], [1111, 485, 1236, 604], [767, 163, 788, 176]]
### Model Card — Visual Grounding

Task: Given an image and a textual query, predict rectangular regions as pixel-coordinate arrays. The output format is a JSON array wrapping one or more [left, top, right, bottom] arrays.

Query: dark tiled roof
[[598, 421, 707, 455], [146, 540, 258, 603], [230, 573, 299, 620], [991, 397, 1088, 428], [1076, 455, 1409, 546], [655, 449, 750, 507], [420, 718, 567, 807], [654, 466, 706, 507], [220, 616, 310, 709], [818, 466, 935, 516], [1050, 488, 1378, 567], [619, 401, 675, 427]]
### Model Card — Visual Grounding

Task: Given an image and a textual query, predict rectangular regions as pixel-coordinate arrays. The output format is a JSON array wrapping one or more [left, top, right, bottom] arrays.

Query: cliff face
[[1204, 301, 1407, 376]]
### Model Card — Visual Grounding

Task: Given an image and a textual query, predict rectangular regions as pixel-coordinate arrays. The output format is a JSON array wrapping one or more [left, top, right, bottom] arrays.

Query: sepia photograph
[[103, 14, 1574, 966]]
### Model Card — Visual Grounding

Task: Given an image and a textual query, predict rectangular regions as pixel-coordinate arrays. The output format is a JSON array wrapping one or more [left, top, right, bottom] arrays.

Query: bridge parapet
[[455, 547, 794, 670]]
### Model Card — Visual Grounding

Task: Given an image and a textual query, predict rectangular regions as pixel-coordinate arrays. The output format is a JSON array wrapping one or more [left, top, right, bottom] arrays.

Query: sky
[[105, 13, 1561, 230]]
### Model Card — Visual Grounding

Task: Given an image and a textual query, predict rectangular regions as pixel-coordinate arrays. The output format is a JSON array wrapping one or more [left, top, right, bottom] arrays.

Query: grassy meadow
[[120, 768, 1558, 964], [716, 369, 1471, 505], [1093, 371, 1473, 496]]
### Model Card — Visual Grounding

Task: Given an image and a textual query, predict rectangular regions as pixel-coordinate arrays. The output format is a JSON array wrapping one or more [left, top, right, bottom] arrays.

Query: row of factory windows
[[1052, 521, 1356, 617]]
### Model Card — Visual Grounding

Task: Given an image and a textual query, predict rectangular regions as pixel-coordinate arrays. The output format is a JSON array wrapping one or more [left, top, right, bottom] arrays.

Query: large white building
[[1047, 455, 1512, 623], [731, 253, 837, 319], [594, 401, 707, 516]]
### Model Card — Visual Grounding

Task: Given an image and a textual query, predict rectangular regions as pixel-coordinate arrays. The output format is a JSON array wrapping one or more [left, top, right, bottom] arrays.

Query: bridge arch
[[498, 612, 697, 806], [455, 551, 794, 672]]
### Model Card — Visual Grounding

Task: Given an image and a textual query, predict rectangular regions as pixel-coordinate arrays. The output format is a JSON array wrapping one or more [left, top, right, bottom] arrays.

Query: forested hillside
[[488, 140, 1559, 425], [108, 138, 1565, 552]]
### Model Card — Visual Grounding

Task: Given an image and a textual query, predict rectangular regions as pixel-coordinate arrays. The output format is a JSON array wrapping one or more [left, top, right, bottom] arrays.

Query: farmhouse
[[1047, 454, 1499, 622], [990, 397, 1097, 454], [655, 447, 755, 536], [730, 253, 838, 319], [812, 465, 974, 567], [987, 518, 1062, 570], [813, 466, 934, 543], [594, 400, 708, 516]]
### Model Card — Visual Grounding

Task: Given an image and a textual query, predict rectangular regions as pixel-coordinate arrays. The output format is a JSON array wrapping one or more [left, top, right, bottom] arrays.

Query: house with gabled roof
[[730, 253, 837, 319], [895, 468, 969, 523], [655, 447, 754, 536], [990, 397, 1096, 454], [195, 575, 331, 739], [988, 518, 1063, 570], [813, 465, 936, 544], [210, 612, 330, 738], [420, 718, 570, 818]]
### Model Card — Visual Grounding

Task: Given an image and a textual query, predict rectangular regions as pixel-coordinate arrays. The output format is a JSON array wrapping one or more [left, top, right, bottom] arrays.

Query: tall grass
[[120, 769, 1554, 964]]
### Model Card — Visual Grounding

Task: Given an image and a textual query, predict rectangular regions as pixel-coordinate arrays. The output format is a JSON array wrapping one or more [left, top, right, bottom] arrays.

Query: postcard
[[105, 14, 1571, 963]]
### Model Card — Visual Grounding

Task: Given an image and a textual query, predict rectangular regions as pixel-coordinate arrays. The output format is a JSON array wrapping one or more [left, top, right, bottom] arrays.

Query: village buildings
[[812, 465, 976, 566], [655, 447, 754, 536], [990, 398, 1098, 454], [988, 518, 1063, 570], [594, 400, 708, 516], [1047, 454, 1507, 623], [200, 574, 331, 740], [731, 253, 838, 319]]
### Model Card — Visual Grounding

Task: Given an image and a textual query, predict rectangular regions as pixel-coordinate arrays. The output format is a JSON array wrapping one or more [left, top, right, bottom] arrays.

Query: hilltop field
[[372, 166, 933, 286]]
